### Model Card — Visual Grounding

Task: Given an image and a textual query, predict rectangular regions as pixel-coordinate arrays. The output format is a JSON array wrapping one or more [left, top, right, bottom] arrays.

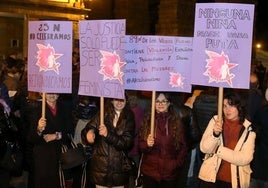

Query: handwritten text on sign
[[79, 20, 126, 99], [28, 21, 72, 93], [124, 35, 193, 93]]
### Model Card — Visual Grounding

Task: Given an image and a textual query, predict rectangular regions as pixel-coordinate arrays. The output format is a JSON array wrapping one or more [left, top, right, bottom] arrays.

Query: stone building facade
[[0, 0, 258, 60]]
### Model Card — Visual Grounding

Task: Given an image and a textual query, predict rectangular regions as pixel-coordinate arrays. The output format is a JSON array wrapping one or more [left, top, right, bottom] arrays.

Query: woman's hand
[[99, 124, 108, 137], [43, 134, 56, 142], [213, 119, 223, 136], [147, 134, 155, 147], [37, 117, 46, 134], [86, 130, 96, 143]]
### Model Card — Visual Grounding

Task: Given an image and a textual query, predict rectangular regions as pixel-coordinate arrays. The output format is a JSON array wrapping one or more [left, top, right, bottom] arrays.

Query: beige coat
[[199, 115, 256, 188]]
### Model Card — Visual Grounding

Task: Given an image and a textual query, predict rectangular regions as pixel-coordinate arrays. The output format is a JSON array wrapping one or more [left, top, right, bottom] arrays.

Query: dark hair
[[104, 95, 130, 128], [223, 91, 246, 124], [140, 92, 184, 149], [156, 91, 172, 106], [250, 73, 259, 89], [6, 57, 18, 68]]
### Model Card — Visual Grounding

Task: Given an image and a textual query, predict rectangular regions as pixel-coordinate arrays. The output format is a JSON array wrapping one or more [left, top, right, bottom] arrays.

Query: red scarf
[[217, 118, 243, 183], [223, 118, 242, 149], [47, 103, 57, 116]]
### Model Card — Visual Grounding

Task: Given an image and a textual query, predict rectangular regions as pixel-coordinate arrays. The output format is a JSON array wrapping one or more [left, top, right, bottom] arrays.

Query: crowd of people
[[0, 51, 268, 188]]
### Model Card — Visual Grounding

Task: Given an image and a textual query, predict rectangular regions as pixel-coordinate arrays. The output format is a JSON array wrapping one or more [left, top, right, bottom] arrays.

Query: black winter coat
[[192, 94, 218, 134], [82, 109, 135, 187], [176, 105, 201, 149], [251, 104, 268, 181], [27, 101, 73, 188]]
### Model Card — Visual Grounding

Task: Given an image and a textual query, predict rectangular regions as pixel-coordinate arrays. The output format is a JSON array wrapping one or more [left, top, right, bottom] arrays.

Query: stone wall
[[0, 0, 259, 59], [0, 17, 24, 60]]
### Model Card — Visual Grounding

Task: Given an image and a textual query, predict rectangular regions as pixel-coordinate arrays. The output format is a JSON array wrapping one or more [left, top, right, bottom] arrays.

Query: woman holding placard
[[27, 93, 73, 188], [198, 91, 256, 188], [81, 96, 135, 188], [138, 92, 188, 188]]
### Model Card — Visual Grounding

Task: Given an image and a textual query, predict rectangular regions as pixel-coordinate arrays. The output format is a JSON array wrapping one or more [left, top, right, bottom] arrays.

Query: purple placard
[[78, 19, 126, 99], [27, 21, 72, 93], [124, 35, 192, 93], [191, 3, 255, 89]]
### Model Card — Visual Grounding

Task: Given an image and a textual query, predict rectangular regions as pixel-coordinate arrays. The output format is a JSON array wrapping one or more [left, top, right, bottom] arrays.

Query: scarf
[[155, 112, 170, 136]]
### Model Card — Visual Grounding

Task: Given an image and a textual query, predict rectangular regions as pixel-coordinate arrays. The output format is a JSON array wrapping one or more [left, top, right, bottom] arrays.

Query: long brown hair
[[140, 92, 185, 150], [103, 96, 130, 129]]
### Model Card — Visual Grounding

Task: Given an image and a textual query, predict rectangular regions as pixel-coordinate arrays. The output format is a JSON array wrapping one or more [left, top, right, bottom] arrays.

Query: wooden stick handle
[[217, 87, 223, 121], [42, 92, 46, 118], [150, 91, 156, 135], [100, 97, 104, 125]]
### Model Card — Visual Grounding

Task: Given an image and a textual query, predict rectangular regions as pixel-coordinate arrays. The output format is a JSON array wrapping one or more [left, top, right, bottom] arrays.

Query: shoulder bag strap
[[59, 164, 65, 188], [81, 162, 87, 188], [237, 125, 252, 188], [135, 154, 143, 185]]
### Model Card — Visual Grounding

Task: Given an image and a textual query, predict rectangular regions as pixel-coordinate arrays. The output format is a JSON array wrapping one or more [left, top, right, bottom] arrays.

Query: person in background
[[139, 92, 188, 188], [27, 93, 74, 188], [3, 57, 22, 104], [192, 87, 218, 135], [127, 91, 145, 188], [1, 57, 28, 188], [173, 92, 201, 188], [250, 104, 268, 188], [72, 49, 80, 73], [73, 96, 99, 145], [0, 60, 12, 111], [192, 86, 218, 185], [0, 66, 14, 188], [178, 89, 202, 188], [247, 73, 267, 121], [71, 47, 80, 109], [72, 95, 99, 188], [253, 60, 266, 93], [2, 57, 26, 139], [6, 57, 30, 188], [127, 91, 144, 167], [81, 96, 135, 188], [199, 91, 256, 188]]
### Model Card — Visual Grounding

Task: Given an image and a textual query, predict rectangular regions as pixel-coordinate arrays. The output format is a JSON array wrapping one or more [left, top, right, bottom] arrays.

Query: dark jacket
[[139, 112, 188, 182], [0, 83, 12, 109], [192, 94, 218, 134], [82, 109, 135, 187], [27, 100, 73, 188], [251, 104, 268, 181], [176, 105, 201, 149], [247, 88, 267, 121]]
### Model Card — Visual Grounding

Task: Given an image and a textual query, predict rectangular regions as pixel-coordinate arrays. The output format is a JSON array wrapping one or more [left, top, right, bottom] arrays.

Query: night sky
[[256, 0, 268, 50]]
